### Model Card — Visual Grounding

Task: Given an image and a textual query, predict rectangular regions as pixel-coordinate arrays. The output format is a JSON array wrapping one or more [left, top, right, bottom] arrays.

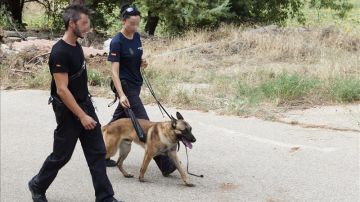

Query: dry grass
[[140, 25, 360, 116], [145, 25, 359, 77], [1, 24, 359, 117]]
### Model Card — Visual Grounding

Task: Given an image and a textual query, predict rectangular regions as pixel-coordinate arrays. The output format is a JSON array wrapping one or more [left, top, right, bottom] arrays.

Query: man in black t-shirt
[[28, 5, 121, 202], [49, 39, 89, 102]]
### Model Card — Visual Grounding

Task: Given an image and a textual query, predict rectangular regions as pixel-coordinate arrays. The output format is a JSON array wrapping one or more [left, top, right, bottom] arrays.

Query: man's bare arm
[[53, 72, 97, 130]]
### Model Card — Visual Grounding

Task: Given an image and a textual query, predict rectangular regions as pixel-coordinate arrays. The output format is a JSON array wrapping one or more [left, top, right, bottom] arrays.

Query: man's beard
[[73, 26, 84, 39]]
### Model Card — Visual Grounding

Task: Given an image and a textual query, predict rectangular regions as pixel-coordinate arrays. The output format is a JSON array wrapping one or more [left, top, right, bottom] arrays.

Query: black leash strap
[[107, 80, 118, 107], [88, 93, 98, 112], [69, 64, 85, 80], [125, 107, 147, 143], [185, 145, 204, 178], [105, 81, 146, 142], [107, 96, 117, 107], [140, 68, 172, 120], [70, 51, 86, 81]]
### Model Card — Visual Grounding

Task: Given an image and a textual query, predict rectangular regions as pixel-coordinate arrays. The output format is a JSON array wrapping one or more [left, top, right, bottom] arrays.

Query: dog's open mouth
[[181, 137, 193, 149]]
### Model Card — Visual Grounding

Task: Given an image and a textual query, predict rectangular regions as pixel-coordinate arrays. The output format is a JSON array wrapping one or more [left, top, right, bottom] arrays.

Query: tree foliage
[[1, 0, 354, 35]]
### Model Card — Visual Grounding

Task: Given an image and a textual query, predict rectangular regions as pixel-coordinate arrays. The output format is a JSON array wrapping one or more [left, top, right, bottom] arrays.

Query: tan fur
[[102, 118, 195, 187]]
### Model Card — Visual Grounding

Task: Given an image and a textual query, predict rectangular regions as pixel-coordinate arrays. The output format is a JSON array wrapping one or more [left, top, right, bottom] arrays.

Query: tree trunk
[[145, 11, 159, 36], [69, 0, 85, 5], [4, 0, 25, 29]]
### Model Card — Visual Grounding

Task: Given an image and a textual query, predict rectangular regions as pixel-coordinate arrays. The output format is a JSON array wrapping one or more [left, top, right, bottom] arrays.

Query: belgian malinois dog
[[102, 112, 196, 187]]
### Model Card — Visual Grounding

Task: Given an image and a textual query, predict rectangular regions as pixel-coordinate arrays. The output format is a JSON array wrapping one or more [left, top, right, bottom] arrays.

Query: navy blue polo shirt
[[107, 32, 143, 86]]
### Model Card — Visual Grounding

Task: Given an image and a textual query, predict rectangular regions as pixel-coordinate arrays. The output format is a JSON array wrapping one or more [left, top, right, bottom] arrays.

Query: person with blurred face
[[106, 4, 177, 177], [28, 4, 121, 202]]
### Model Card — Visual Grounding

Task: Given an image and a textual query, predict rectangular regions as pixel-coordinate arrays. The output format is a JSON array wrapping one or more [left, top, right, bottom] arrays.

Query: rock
[[11, 39, 107, 58], [4, 31, 27, 38], [6, 37, 22, 43], [82, 46, 108, 57], [12, 39, 54, 52], [27, 37, 38, 40], [103, 38, 112, 53], [1, 43, 18, 56]]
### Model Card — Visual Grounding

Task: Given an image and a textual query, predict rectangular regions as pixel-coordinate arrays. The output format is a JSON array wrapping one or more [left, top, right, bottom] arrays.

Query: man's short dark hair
[[63, 4, 91, 30]]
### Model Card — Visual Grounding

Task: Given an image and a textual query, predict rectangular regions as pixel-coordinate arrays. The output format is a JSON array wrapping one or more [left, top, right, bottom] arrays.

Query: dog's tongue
[[181, 137, 193, 149]]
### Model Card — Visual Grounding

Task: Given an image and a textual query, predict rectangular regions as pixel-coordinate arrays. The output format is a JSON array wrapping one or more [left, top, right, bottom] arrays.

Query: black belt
[[48, 94, 92, 105]]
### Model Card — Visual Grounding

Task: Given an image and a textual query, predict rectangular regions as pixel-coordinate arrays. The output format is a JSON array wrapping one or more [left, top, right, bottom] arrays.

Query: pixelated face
[[122, 15, 140, 33]]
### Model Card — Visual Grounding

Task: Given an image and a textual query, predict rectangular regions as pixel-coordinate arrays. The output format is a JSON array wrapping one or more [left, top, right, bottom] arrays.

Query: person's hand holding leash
[[80, 114, 97, 130], [120, 95, 130, 108], [141, 58, 148, 69]]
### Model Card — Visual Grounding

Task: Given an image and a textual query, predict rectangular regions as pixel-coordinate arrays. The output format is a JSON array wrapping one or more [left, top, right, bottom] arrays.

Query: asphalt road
[[1, 90, 359, 202]]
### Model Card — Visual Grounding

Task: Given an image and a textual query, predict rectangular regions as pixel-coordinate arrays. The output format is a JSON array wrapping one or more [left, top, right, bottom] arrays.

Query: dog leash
[[141, 68, 204, 178], [106, 80, 146, 142], [185, 145, 204, 178], [107, 80, 118, 107], [125, 107, 147, 142], [141, 69, 181, 150], [88, 94, 98, 112], [140, 68, 172, 120]]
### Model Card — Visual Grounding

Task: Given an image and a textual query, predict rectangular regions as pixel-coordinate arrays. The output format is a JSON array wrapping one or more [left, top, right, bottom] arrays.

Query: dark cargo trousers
[[29, 97, 115, 202]]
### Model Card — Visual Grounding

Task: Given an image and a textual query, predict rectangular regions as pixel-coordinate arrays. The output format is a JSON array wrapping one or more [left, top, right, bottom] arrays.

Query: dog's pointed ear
[[176, 112, 184, 120], [171, 116, 177, 129]]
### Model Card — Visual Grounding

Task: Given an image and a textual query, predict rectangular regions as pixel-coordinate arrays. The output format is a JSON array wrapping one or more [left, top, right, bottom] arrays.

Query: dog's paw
[[185, 183, 195, 187], [124, 174, 134, 178], [139, 177, 146, 183]]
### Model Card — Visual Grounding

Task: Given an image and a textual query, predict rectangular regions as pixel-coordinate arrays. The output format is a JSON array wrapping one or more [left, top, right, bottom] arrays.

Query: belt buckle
[[48, 96, 53, 105]]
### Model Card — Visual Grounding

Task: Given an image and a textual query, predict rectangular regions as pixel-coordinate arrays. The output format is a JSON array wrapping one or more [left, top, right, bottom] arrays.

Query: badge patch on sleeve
[[111, 52, 117, 56], [56, 64, 62, 67]]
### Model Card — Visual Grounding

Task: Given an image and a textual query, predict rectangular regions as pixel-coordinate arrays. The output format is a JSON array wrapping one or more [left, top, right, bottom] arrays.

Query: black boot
[[153, 155, 177, 177], [28, 181, 48, 202], [105, 158, 117, 167], [112, 198, 124, 202]]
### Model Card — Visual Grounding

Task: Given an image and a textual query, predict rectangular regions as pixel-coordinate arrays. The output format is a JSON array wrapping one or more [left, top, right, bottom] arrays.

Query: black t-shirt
[[49, 39, 89, 102], [107, 32, 143, 86]]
